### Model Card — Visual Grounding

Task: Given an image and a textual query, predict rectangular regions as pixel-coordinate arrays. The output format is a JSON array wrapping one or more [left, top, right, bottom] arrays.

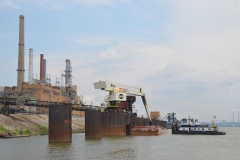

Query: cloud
[[99, 46, 121, 60], [144, 64, 234, 97], [0, 0, 20, 9], [167, 0, 240, 35]]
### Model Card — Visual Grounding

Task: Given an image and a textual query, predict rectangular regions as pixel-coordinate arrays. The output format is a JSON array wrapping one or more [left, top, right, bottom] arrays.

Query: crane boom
[[141, 95, 152, 125], [94, 80, 152, 124]]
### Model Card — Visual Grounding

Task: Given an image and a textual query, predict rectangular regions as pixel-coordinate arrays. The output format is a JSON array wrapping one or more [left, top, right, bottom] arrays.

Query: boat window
[[183, 128, 185, 130], [202, 128, 204, 130], [208, 128, 211, 130], [198, 128, 200, 130], [194, 128, 196, 130]]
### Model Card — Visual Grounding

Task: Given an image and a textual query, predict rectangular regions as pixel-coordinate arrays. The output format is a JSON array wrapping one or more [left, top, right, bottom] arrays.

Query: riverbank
[[0, 114, 85, 136]]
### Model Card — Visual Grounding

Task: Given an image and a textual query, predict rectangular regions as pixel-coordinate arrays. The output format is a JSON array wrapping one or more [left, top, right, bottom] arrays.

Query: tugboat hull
[[172, 130, 226, 135]]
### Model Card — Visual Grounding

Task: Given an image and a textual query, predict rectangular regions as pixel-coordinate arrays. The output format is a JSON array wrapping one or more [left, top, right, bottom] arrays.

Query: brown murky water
[[0, 127, 240, 160]]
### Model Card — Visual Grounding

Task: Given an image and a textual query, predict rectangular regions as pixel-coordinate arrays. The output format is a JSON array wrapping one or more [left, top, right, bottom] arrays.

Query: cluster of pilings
[[48, 105, 167, 142], [85, 110, 167, 139]]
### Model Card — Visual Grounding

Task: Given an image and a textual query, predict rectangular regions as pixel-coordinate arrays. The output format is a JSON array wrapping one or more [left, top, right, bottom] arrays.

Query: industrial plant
[[0, 15, 82, 114]]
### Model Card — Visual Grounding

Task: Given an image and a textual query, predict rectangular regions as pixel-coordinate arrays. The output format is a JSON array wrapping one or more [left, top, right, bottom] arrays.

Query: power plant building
[[22, 83, 69, 102]]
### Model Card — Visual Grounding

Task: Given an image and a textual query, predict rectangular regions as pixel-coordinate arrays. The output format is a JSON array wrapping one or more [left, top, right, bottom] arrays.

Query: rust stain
[[64, 119, 70, 124]]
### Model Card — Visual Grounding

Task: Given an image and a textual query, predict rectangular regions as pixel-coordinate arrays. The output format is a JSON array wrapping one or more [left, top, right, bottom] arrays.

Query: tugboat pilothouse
[[172, 117, 226, 135]]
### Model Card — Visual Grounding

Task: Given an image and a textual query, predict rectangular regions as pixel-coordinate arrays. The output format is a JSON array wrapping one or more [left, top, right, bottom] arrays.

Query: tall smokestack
[[65, 59, 72, 87], [40, 54, 44, 82], [17, 15, 25, 87], [28, 48, 33, 82]]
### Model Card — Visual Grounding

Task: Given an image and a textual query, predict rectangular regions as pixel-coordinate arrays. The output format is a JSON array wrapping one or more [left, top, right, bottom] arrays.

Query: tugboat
[[172, 116, 226, 135]]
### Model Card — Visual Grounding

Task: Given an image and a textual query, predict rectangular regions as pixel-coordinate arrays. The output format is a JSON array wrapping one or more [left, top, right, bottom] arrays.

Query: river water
[[0, 127, 240, 160]]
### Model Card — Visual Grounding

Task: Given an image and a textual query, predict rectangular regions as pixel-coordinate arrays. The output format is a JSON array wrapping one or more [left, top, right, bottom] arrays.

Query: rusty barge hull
[[130, 126, 167, 136]]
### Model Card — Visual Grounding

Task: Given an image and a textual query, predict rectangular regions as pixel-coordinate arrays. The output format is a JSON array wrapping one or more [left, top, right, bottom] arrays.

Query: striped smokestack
[[28, 48, 33, 82], [17, 15, 25, 87]]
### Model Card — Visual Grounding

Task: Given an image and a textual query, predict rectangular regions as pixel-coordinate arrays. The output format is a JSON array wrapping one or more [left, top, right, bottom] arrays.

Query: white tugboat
[[172, 116, 226, 135]]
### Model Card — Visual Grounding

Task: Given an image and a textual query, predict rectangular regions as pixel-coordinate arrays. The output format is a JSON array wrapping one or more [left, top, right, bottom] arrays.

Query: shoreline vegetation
[[0, 126, 85, 137], [0, 125, 33, 137], [0, 114, 85, 137], [0, 125, 85, 137]]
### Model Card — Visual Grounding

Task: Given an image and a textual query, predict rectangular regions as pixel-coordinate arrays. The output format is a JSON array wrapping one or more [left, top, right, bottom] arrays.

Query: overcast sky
[[1, 0, 240, 122]]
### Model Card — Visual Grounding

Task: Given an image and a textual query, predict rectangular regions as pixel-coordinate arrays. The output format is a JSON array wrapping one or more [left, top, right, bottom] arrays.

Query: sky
[[1, 0, 240, 122]]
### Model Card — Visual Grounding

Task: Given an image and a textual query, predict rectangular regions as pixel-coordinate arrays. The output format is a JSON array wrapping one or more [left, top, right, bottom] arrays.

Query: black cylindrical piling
[[49, 104, 72, 143], [85, 110, 101, 139], [126, 113, 131, 135]]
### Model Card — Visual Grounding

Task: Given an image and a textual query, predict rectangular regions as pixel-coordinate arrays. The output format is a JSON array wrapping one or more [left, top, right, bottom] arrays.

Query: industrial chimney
[[17, 15, 25, 87], [28, 48, 33, 82], [43, 59, 46, 81], [65, 59, 72, 87], [40, 54, 44, 82]]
